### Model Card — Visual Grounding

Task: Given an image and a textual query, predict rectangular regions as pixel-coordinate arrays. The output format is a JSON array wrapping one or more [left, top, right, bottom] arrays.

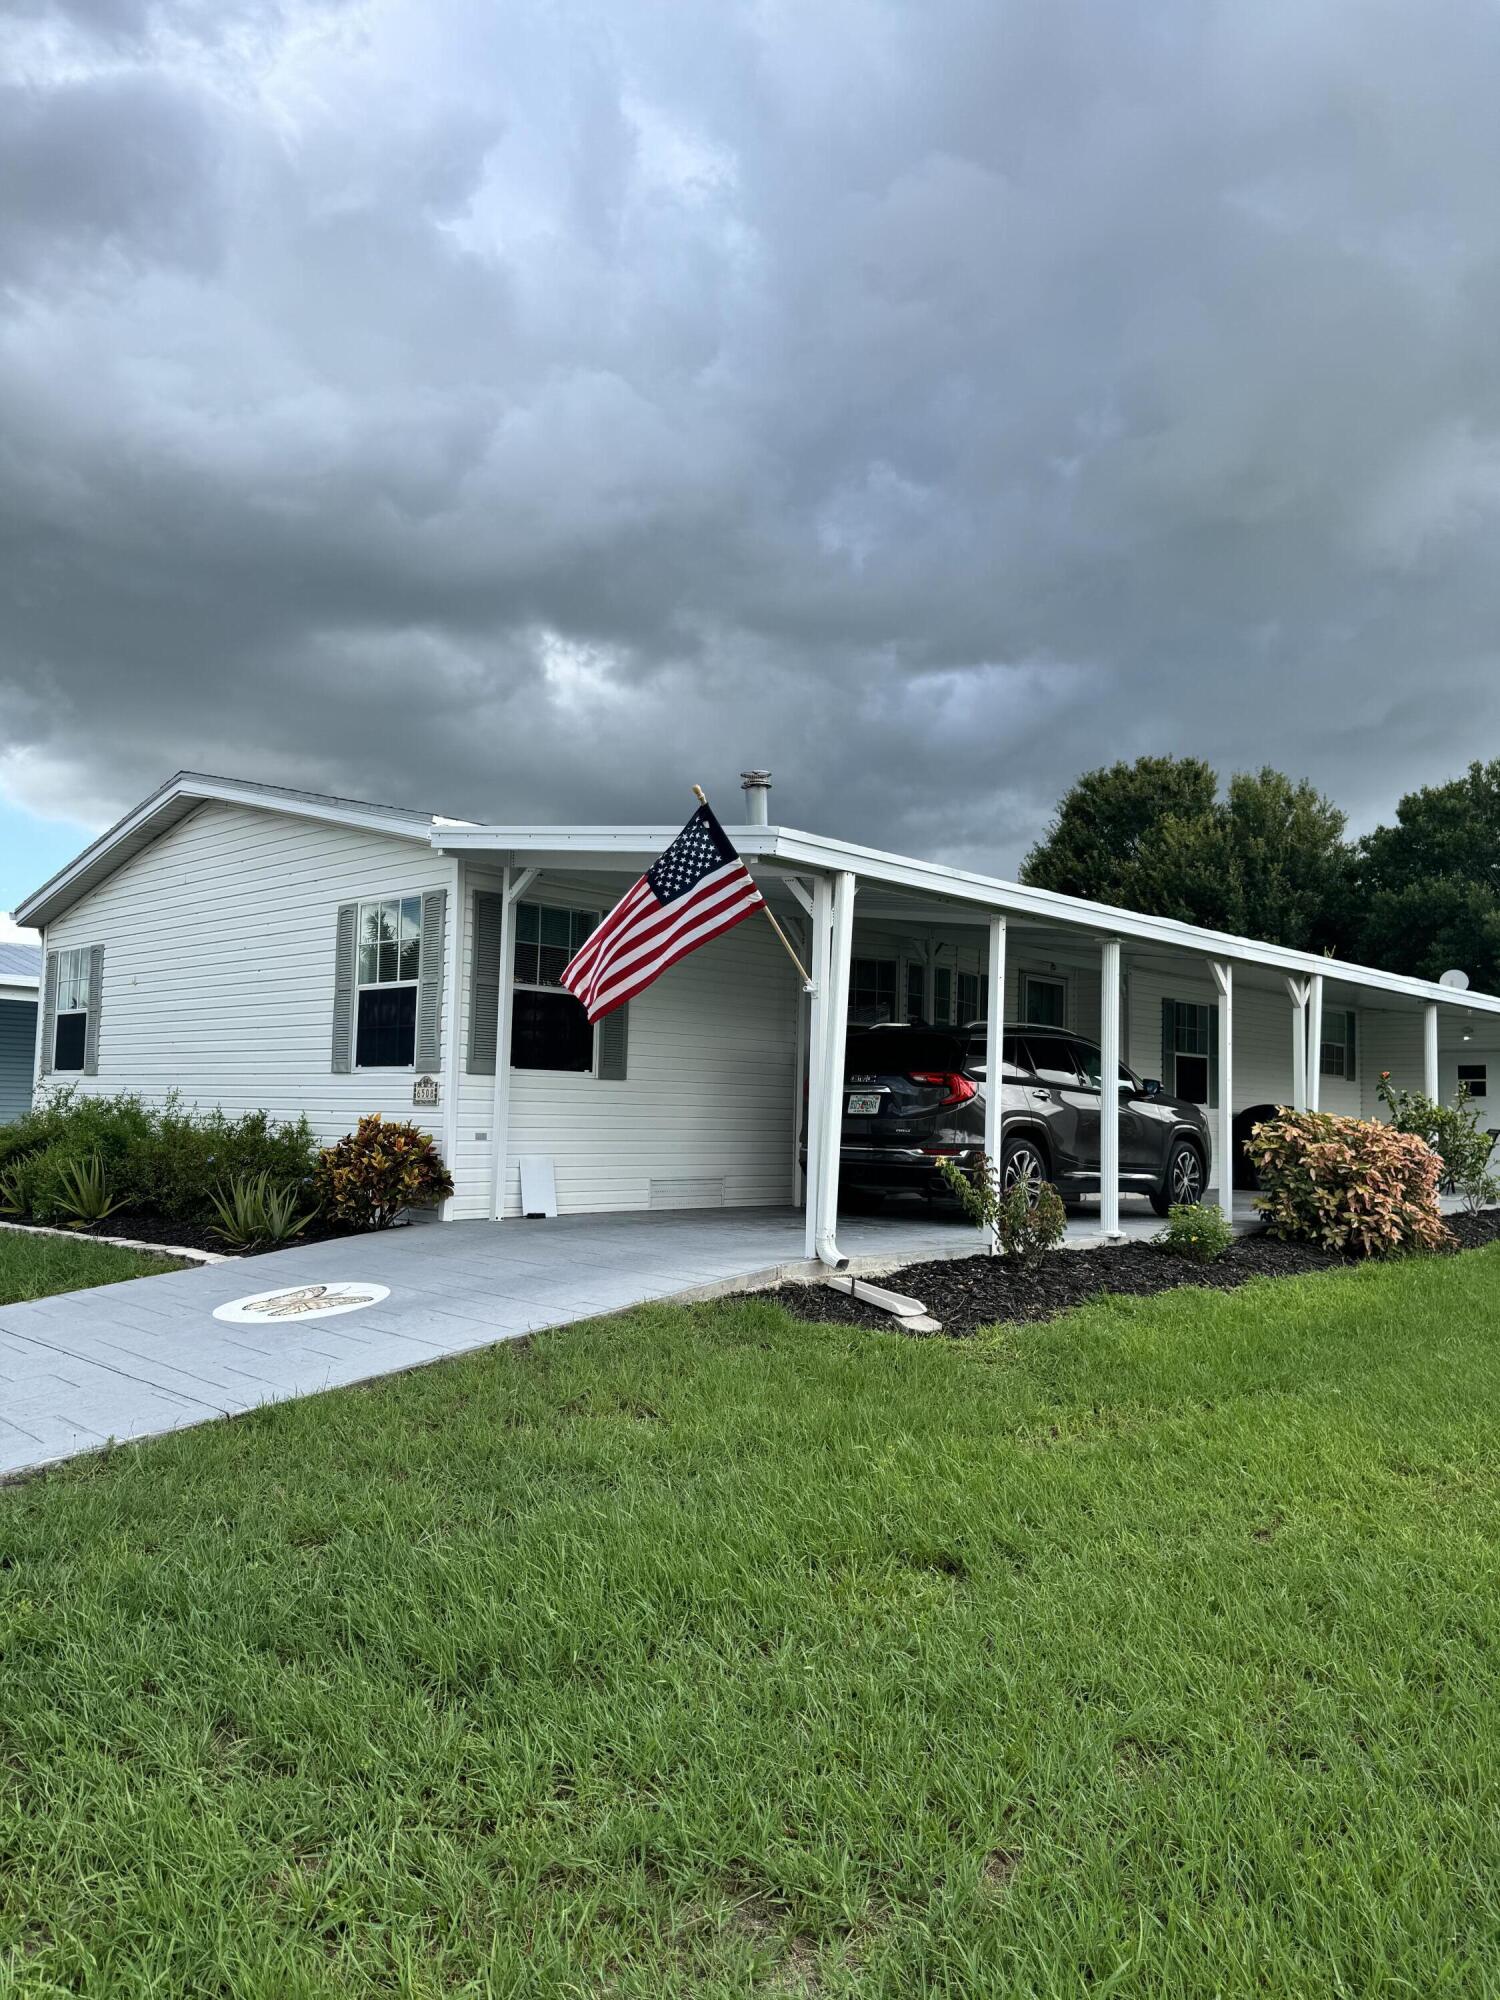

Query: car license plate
[[846, 1091, 882, 1116]]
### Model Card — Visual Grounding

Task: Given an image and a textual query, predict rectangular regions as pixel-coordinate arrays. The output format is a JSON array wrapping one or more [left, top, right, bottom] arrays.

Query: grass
[[0, 1226, 184, 1306], [2, 1252, 1498, 1997]]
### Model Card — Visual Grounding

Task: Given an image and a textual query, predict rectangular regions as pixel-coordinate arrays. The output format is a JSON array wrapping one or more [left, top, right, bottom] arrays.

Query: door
[[1016, 1033, 1093, 1177], [1069, 1040, 1152, 1181]]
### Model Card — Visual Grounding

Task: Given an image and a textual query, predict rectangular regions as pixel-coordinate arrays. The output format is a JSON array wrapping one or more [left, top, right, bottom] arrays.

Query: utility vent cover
[[649, 1176, 726, 1211]]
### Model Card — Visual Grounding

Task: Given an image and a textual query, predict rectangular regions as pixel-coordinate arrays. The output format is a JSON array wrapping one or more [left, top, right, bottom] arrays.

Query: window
[[1164, 1000, 1215, 1106], [905, 962, 925, 1023], [957, 971, 989, 1025], [1319, 1009, 1356, 1081], [1021, 973, 1066, 1027], [1019, 1034, 1085, 1088], [52, 946, 92, 1072], [849, 957, 899, 1023], [512, 902, 598, 1072], [355, 896, 422, 1067], [1458, 1062, 1488, 1100]]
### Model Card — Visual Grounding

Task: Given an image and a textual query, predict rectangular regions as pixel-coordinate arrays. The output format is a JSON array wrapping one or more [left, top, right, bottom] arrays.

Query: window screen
[[1318, 1009, 1356, 1080], [512, 990, 595, 1072], [1458, 1062, 1488, 1100], [849, 957, 899, 1022], [515, 904, 598, 989], [356, 984, 417, 1068]]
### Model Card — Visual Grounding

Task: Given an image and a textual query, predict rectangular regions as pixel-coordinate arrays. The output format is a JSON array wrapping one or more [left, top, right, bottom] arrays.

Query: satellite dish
[[1440, 968, 1470, 990]]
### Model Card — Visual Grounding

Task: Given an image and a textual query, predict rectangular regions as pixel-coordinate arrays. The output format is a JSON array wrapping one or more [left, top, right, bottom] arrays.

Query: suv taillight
[[907, 1070, 976, 1108]]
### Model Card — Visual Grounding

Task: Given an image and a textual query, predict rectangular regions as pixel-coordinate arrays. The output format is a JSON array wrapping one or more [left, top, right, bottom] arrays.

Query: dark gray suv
[[830, 1022, 1211, 1215]]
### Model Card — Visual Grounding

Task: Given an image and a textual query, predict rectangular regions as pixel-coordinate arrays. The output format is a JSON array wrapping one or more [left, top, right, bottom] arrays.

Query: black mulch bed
[[779, 1208, 1500, 1338]]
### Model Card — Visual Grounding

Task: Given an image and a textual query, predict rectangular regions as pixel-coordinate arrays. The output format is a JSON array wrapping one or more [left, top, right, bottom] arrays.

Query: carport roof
[[434, 819, 1500, 1019]]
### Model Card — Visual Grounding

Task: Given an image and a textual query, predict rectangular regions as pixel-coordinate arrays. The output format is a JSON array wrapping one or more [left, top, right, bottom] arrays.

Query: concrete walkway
[[0, 1194, 1247, 1479]]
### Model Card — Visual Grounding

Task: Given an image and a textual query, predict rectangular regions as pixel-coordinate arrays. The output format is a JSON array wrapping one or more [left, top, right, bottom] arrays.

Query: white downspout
[[814, 871, 857, 1268], [983, 915, 1007, 1253], [1424, 1000, 1440, 1102], [1212, 960, 1233, 1225], [1306, 973, 1324, 1113], [1099, 938, 1122, 1238]]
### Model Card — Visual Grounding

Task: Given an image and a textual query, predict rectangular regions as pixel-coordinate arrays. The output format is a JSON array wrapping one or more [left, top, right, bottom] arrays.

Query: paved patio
[[0, 1193, 1253, 1479]]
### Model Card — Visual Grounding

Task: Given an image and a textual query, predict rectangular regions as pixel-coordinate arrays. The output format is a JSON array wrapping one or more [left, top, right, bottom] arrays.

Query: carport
[[435, 777, 1500, 1264]]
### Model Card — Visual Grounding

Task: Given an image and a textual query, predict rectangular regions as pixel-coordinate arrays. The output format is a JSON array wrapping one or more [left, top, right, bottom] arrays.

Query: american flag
[[562, 802, 765, 1022]]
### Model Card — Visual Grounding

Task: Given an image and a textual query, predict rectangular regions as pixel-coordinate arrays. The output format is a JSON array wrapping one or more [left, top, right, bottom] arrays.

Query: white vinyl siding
[[449, 871, 799, 1219], [38, 800, 452, 1146]]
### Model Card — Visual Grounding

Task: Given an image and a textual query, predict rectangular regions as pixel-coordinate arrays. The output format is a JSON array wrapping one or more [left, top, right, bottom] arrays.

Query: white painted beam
[[1306, 973, 1324, 1113], [1285, 975, 1309, 1111], [1212, 960, 1233, 1224], [803, 875, 832, 1261], [488, 868, 521, 1220], [814, 872, 857, 1268], [983, 915, 1007, 1253], [1099, 938, 1122, 1236]]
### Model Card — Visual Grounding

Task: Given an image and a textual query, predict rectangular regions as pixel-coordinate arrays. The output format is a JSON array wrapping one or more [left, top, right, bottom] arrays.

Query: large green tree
[[1021, 756, 1349, 950], [1347, 760, 1500, 987]]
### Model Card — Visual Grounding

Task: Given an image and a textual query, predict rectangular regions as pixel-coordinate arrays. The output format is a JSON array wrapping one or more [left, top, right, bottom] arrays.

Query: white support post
[[813, 871, 857, 1268], [488, 864, 538, 1221], [1285, 976, 1309, 1111], [1306, 973, 1324, 1113], [437, 854, 464, 1218], [802, 875, 833, 1260], [1424, 1001, 1440, 1102], [1099, 938, 1122, 1238], [983, 916, 1007, 1253], [791, 911, 809, 1205], [1212, 960, 1233, 1225]]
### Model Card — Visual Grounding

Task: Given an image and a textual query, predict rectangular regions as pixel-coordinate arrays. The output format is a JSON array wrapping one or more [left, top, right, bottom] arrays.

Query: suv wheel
[[1151, 1138, 1205, 1216], [1001, 1134, 1047, 1206]]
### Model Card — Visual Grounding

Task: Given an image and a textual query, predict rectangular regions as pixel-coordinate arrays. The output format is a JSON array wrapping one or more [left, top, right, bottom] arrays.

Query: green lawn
[[0, 1227, 184, 1306], [2, 1252, 1498, 1998]]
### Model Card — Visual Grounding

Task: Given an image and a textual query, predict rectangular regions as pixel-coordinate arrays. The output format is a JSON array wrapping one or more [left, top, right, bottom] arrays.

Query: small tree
[[937, 1154, 1067, 1267], [1375, 1073, 1495, 1205]]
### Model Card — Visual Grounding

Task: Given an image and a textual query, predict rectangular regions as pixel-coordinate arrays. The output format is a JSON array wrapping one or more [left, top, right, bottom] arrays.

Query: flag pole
[[693, 784, 812, 987]]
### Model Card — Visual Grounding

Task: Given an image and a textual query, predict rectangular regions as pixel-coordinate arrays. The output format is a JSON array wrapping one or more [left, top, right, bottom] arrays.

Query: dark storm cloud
[[5, 0, 1500, 875]]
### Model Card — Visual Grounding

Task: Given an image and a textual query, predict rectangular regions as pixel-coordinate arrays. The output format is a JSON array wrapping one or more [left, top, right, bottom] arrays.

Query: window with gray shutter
[[83, 943, 104, 1075], [468, 890, 503, 1074], [39, 949, 57, 1077], [49, 945, 97, 1074], [415, 889, 447, 1071], [597, 1003, 629, 1080], [331, 902, 359, 1072]]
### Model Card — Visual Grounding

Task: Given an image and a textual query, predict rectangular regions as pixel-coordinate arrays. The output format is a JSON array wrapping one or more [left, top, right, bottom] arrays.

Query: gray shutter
[[597, 1002, 629, 1081], [415, 888, 447, 1072], [467, 890, 503, 1075], [82, 944, 104, 1076], [40, 950, 58, 1077], [331, 902, 358, 1073], [1160, 997, 1174, 1094]]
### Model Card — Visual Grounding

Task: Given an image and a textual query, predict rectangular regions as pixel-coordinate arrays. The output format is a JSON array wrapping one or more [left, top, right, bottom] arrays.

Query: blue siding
[[0, 1000, 36, 1124]]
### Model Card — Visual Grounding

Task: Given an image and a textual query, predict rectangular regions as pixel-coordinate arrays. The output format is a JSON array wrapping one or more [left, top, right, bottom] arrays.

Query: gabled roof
[[15, 771, 470, 931]]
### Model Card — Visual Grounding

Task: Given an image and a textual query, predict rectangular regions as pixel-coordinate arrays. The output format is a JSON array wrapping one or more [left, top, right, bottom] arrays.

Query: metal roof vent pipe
[[740, 769, 772, 825]]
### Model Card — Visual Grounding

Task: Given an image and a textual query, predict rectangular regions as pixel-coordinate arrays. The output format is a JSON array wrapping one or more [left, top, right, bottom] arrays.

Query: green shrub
[[937, 1152, 1068, 1267], [208, 1170, 318, 1250], [314, 1115, 454, 1232], [1375, 1072, 1497, 1209], [1157, 1201, 1234, 1264], [1247, 1110, 1450, 1258], [0, 1092, 319, 1228]]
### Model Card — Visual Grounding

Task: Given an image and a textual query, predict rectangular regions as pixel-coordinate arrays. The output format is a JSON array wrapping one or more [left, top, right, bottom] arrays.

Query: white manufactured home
[[16, 771, 1500, 1261]]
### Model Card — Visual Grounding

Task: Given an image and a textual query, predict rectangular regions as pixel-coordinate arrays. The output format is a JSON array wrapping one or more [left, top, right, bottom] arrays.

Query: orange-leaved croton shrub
[[315, 1114, 454, 1231], [1246, 1110, 1450, 1259]]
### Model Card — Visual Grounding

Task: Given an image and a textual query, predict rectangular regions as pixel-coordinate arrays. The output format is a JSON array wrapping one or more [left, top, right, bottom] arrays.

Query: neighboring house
[[15, 771, 1500, 1252], [0, 941, 41, 1124]]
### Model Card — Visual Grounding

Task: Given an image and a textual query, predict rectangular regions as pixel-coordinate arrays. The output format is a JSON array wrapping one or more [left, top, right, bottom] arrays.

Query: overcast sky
[[5, 0, 1500, 935]]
